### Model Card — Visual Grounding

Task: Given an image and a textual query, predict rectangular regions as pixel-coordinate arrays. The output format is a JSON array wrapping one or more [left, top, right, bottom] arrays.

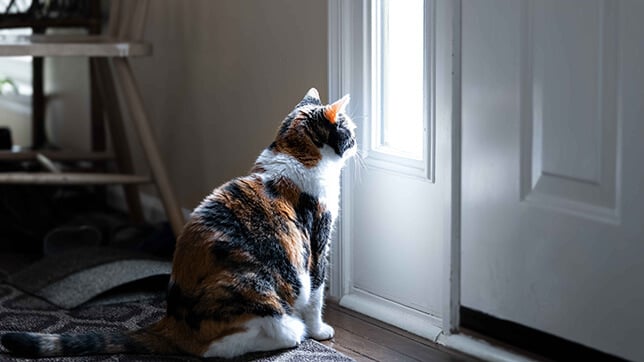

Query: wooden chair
[[0, 1, 103, 150], [0, 0, 186, 237]]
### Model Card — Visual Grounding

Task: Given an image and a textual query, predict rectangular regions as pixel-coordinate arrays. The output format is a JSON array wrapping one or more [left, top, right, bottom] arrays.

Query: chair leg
[[111, 58, 185, 237], [31, 27, 46, 148], [91, 58, 144, 224], [90, 59, 107, 152], [32, 57, 45, 148], [89, 58, 109, 211], [89, 5, 105, 153]]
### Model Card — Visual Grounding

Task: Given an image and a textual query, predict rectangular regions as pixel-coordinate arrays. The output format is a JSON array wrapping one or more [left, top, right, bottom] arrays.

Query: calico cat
[[1, 88, 356, 358]]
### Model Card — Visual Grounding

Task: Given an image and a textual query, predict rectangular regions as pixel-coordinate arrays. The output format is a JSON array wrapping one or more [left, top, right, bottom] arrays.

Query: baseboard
[[459, 306, 627, 362], [106, 186, 192, 224], [436, 333, 537, 362], [339, 289, 443, 342], [338, 290, 542, 362]]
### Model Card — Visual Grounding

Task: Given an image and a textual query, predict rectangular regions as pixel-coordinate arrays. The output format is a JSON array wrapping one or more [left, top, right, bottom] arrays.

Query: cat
[[0, 88, 357, 358]]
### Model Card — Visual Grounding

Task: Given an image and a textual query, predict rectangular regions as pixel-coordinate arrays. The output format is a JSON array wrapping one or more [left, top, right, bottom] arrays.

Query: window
[[374, 0, 425, 159], [0, 28, 33, 96], [369, 0, 434, 180], [0, 27, 33, 148]]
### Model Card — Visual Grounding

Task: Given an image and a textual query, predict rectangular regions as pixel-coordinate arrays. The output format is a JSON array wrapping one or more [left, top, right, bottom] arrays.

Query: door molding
[[444, 0, 461, 335], [327, 0, 461, 341], [327, 0, 364, 303], [519, 0, 621, 224]]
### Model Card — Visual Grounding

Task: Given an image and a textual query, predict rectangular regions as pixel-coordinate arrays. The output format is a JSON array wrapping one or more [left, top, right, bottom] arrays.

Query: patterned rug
[[6, 247, 172, 309], [0, 284, 353, 361]]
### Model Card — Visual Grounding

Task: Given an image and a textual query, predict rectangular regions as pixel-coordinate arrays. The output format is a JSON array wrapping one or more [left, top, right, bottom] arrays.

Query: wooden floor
[[320, 301, 479, 362]]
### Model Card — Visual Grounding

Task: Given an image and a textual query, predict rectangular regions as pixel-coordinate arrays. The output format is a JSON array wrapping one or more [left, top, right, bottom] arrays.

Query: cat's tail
[[1, 319, 182, 357]]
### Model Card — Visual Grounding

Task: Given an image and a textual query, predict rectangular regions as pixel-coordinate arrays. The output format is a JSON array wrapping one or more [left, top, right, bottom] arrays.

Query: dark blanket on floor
[[0, 283, 353, 361]]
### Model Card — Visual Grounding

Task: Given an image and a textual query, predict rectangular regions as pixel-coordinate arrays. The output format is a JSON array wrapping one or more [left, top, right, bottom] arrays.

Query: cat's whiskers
[[349, 149, 366, 184]]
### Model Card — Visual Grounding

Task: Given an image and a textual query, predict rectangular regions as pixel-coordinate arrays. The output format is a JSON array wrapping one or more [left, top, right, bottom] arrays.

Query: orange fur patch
[[272, 116, 322, 168], [323, 94, 350, 124], [323, 106, 338, 124]]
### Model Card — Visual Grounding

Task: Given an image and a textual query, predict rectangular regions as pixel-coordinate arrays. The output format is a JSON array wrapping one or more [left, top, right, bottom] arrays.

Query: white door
[[461, 1, 644, 360], [329, 0, 455, 339]]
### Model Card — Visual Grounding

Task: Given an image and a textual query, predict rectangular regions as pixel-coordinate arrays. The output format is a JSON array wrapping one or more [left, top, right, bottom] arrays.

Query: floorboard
[[322, 301, 479, 362]]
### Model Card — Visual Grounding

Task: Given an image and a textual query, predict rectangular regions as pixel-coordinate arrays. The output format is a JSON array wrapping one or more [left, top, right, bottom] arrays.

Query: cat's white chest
[[256, 145, 343, 219], [297, 145, 342, 218]]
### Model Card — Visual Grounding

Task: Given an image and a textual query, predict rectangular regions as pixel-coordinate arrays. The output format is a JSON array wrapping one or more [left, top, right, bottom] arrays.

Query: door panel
[[536, 1, 606, 184], [523, 0, 618, 220], [353, 168, 443, 315], [461, 1, 644, 360]]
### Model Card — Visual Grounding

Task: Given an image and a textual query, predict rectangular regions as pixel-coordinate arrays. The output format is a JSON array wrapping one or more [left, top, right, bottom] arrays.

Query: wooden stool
[[0, 0, 185, 237]]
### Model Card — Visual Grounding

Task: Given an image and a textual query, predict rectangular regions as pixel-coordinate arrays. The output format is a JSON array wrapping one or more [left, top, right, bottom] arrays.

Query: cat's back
[[187, 174, 301, 239], [171, 173, 306, 297]]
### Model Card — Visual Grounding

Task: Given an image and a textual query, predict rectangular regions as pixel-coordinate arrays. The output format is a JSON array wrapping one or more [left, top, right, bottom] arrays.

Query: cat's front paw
[[309, 322, 335, 341]]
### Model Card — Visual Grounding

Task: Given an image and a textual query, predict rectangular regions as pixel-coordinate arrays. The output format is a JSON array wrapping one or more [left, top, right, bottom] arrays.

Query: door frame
[[327, 0, 462, 337]]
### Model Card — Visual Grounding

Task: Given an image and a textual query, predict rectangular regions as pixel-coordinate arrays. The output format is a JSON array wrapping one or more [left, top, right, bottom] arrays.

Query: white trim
[[425, 0, 438, 182], [364, 0, 437, 182], [328, 0, 371, 300], [339, 289, 443, 342], [327, 0, 346, 300], [436, 333, 538, 362], [443, 0, 462, 335]]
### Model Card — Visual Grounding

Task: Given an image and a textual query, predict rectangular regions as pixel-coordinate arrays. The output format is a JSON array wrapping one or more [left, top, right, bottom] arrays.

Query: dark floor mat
[[0, 284, 354, 361], [0, 253, 39, 283], [6, 247, 171, 309]]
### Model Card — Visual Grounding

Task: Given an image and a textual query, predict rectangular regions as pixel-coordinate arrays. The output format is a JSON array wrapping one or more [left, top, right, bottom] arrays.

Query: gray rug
[[0, 249, 353, 361], [6, 247, 172, 309], [0, 283, 353, 361]]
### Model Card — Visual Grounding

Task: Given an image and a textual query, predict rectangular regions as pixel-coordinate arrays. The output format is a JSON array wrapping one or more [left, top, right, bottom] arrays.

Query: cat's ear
[[305, 87, 320, 100], [296, 88, 322, 108], [324, 94, 350, 125]]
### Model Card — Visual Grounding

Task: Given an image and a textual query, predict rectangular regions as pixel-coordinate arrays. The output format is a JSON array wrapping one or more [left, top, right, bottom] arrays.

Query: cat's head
[[268, 88, 357, 168]]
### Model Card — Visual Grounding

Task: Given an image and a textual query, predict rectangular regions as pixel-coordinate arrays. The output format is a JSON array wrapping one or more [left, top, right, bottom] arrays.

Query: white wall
[[48, 0, 328, 209]]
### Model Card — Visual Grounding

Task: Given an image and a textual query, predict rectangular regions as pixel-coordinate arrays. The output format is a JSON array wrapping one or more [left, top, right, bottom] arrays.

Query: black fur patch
[[167, 282, 202, 329], [295, 193, 318, 239], [327, 123, 355, 156], [60, 332, 103, 355], [294, 193, 333, 289], [311, 211, 332, 289], [1, 333, 41, 356]]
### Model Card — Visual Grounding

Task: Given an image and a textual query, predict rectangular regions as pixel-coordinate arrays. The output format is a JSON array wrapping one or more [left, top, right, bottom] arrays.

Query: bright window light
[[0, 0, 31, 12], [0, 28, 33, 96], [375, 0, 425, 160]]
